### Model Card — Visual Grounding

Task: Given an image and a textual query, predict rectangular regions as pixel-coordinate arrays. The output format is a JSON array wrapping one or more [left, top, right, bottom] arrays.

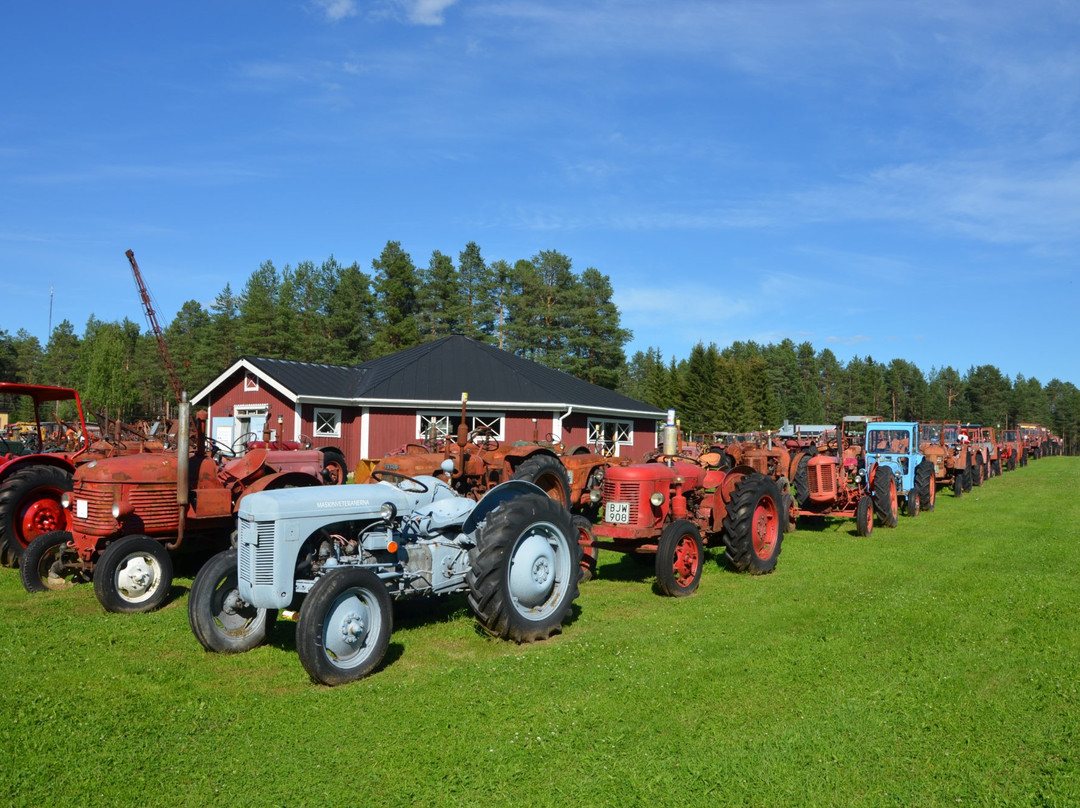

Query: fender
[[0, 454, 77, 481], [462, 480, 546, 535], [243, 470, 322, 495]]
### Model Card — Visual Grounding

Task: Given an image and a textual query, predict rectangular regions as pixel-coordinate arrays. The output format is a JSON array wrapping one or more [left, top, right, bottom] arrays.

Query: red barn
[[192, 336, 665, 468]]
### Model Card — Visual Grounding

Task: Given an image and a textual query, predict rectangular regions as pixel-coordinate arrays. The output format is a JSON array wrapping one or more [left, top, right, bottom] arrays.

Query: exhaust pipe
[[168, 393, 190, 551]]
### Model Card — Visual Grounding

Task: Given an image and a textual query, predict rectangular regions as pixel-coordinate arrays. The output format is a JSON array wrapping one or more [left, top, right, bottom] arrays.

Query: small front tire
[[188, 549, 276, 653], [20, 530, 87, 592], [655, 519, 704, 597], [296, 568, 392, 686], [856, 496, 874, 537], [93, 535, 173, 614]]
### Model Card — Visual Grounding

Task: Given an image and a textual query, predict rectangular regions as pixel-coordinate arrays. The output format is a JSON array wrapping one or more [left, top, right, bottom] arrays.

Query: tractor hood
[[74, 452, 220, 488], [237, 475, 454, 523]]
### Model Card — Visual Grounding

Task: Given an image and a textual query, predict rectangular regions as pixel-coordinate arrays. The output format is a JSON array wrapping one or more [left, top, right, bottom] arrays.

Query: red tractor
[[0, 383, 169, 566], [789, 433, 878, 537], [584, 425, 784, 596], [368, 396, 619, 517], [20, 402, 343, 613]]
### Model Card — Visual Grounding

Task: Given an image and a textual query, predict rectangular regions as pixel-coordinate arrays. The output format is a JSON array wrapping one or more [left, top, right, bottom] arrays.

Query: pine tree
[[458, 241, 493, 342], [417, 250, 463, 339], [372, 241, 421, 354], [326, 261, 376, 364]]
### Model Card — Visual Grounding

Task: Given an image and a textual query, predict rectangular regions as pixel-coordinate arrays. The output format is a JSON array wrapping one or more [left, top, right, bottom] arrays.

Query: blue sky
[[2, 1, 1078, 387]]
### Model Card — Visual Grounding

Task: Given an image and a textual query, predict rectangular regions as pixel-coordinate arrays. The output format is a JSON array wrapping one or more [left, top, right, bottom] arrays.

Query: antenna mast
[[126, 249, 184, 405]]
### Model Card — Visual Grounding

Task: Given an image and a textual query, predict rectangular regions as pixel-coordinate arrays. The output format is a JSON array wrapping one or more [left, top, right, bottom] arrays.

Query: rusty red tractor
[[0, 383, 171, 567], [20, 399, 344, 613], [584, 424, 784, 596], [789, 433, 878, 537], [368, 396, 619, 518], [919, 422, 972, 496]]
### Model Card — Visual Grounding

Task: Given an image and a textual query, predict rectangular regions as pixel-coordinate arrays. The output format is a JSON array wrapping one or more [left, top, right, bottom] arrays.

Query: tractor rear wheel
[[93, 535, 174, 614], [321, 449, 348, 485], [572, 515, 598, 583], [0, 465, 73, 566], [512, 455, 572, 509], [915, 460, 935, 512], [721, 473, 783, 574], [296, 567, 392, 686], [189, 549, 276, 654], [20, 530, 87, 592], [655, 519, 703, 597], [873, 468, 898, 527], [467, 493, 579, 640], [793, 455, 811, 507], [971, 457, 984, 487], [856, 496, 874, 537], [962, 467, 973, 492]]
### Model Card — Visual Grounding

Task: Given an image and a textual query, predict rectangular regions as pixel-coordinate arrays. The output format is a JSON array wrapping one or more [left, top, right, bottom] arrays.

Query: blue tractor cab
[[863, 421, 936, 523]]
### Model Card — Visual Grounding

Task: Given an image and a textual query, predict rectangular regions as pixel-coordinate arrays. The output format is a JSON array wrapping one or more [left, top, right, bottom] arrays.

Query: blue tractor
[[863, 422, 936, 523]]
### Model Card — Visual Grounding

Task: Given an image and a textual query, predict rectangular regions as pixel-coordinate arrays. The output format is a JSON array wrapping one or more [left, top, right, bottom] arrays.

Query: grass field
[[2, 458, 1077, 807]]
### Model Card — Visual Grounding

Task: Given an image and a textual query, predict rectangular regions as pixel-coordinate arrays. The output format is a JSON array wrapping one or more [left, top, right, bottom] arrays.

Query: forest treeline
[[2, 239, 1078, 451]]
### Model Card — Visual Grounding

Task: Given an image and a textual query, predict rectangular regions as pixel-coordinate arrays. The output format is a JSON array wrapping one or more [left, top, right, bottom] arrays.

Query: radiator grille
[[238, 517, 276, 586], [808, 462, 837, 497], [602, 479, 641, 523], [71, 482, 177, 535]]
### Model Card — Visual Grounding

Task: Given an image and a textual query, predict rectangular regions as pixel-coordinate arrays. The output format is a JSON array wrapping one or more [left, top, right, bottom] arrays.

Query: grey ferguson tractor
[[188, 468, 581, 685]]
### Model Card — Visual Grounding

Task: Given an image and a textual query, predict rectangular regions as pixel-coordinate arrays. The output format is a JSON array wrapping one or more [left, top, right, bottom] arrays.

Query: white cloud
[[313, 0, 358, 22], [397, 0, 459, 26]]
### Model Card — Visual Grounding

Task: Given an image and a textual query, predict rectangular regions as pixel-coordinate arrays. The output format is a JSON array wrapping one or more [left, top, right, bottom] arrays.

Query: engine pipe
[[169, 393, 190, 551]]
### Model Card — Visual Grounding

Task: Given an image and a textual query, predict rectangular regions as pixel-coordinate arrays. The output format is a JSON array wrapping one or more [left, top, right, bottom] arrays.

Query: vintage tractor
[[582, 424, 784, 596], [19, 399, 343, 613], [0, 383, 169, 566], [787, 423, 878, 536], [188, 474, 580, 686], [863, 422, 936, 517], [918, 422, 972, 496], [999, 429, 1025, 470], [960, 425, 1000, 483], [368, 395, 617, 516]]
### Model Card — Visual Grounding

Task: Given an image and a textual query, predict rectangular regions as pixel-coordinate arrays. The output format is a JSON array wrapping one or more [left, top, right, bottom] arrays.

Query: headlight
[[649, 491, 665, 507], [380, 502, 397, 521], [60, 493, 71, 509]]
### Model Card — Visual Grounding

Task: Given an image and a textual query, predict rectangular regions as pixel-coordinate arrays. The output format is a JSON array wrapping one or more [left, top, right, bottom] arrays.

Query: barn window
[[417, 411, 504, 442], [587, 418, 633, 456], [314, 408, 341, 438], [243, 373, 259, 392]]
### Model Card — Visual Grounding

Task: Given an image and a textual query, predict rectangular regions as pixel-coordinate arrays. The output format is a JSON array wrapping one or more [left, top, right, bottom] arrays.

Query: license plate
[[605, 502, 631, 524]]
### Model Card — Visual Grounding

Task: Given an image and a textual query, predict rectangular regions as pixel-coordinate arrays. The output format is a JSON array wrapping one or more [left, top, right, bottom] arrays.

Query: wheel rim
[[888, 479, 897, 518], [321, 587, 384, 670], [212, 580, 265, 636], [751, 496, 779, 559], [17, 488, 67, 549], [38, 539, 80, 590], [508, 521, 571, 620], [669, 533, 700, 588], [533, 472, 568, 504], [114, 552, 166, 603]]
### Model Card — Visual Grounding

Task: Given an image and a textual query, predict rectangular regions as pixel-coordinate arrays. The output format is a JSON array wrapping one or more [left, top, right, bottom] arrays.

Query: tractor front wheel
[[856, 496, 874, 537], [93, 535, 174, 613], [971, 457, 984, 487], [873, 468, 899, 528], [722, 473, 783, 574], [20, 530, 87, 592], [905, 488, 920, 517], [321, 449, 348, 485], [655, 519, 703, 597], [572, 514, 598, 583], [296, 567, 392, 685], [189, 549, 276, 653], [467, 493, 580, 640], [915, 460, 935, 512]]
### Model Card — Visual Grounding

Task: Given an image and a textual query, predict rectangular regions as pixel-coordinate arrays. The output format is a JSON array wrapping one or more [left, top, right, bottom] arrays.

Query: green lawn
[[2, 459, 1077, 807]]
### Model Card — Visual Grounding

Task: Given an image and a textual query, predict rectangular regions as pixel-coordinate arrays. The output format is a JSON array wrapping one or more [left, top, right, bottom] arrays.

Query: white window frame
[[313, 407, 342, 439], [243, 373, 259, 392], [587, 418, 633, 455], [416, 411, 505, 442]]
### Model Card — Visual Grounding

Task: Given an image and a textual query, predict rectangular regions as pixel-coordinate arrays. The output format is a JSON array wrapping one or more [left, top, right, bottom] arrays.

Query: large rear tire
[[467, 493, 579, 640], [296, 567, 392, 686], [511, 455, 572, 509], [93, 535, 174, 614], [721, 473, 783, 574], [971, 456, 984, 487], [0, 465, 73, 566], [873, 467, 898, 528], [793, 455, 811, 508], [189, 549, 276, 654]]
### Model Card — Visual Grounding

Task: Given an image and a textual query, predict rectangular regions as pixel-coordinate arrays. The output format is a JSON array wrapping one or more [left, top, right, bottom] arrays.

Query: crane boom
[[126, 249, 184, 405]]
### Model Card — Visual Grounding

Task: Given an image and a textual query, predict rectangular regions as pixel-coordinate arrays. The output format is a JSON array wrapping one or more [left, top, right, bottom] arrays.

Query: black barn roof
[[194, 336, 664, 418]]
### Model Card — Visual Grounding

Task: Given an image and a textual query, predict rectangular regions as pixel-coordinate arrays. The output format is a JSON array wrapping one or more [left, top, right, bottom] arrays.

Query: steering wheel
[[295, 433, 313, 449], [231, 431, 259, 453], [205, 437, 237, 458], [370, 469, 429, 493], [468, 429, 500, 451]]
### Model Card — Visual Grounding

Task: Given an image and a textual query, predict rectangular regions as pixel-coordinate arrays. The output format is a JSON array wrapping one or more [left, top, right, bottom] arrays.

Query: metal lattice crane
[[126, 249, 184, 406]]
